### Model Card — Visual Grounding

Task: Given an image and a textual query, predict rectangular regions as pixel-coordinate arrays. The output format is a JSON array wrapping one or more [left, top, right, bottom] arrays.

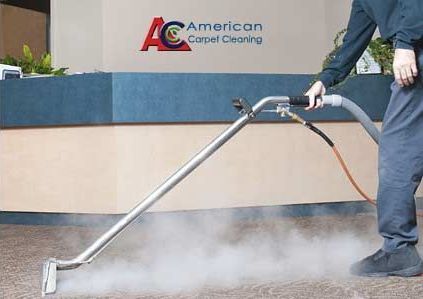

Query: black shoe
[[350, 245, 423, 277]]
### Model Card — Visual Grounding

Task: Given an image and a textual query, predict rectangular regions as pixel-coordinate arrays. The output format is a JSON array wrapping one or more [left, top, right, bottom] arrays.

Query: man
[[306, 0, 423, 277]]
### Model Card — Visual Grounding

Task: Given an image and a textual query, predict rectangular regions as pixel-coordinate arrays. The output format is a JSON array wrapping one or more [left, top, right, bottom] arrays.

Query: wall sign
[[141, 17, 263, 51]]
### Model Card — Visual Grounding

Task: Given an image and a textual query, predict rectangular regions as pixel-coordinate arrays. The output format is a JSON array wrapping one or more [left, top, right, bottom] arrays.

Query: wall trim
[[0, 201, 377, 226]]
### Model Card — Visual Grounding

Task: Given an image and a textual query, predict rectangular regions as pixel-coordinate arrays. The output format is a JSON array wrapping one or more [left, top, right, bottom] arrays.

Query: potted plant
[[0, 44, 68, 78]]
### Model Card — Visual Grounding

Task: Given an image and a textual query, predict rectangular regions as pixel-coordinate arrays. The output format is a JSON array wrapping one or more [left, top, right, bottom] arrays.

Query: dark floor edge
[[0, 201, 378, 227]]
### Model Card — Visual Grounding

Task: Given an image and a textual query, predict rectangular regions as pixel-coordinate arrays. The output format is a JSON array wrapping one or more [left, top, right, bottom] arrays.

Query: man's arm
[[318, 0, 376, 89], [395, 0, 423, 50], [305, 0, 376, 110]]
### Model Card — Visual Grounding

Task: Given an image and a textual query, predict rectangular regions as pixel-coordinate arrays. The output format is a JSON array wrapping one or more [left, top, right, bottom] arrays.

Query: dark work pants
[[377, 45, 423, 252]]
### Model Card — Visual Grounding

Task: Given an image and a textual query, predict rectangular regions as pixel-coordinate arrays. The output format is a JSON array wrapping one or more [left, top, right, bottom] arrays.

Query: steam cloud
[[58, 211, 377, 295]]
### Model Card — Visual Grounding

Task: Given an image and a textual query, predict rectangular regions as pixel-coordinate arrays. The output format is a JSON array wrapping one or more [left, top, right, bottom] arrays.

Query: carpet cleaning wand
[[41, 94, 403, 296]]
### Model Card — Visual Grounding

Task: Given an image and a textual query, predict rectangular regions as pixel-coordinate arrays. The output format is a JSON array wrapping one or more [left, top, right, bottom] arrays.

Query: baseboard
[[0, 201, 377, 226]]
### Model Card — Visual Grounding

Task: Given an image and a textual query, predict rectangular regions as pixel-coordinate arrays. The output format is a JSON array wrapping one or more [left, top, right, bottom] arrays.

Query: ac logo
[[140, 17, 191, 51]]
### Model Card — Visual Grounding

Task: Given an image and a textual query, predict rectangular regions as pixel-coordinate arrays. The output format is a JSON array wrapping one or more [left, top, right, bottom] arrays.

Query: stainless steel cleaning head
[[42, 259, 57, 296]]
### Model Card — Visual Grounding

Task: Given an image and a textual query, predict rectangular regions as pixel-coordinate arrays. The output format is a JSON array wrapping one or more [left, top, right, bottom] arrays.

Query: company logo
[[141, 17, 191, 51], [140, 17, 264, 52]]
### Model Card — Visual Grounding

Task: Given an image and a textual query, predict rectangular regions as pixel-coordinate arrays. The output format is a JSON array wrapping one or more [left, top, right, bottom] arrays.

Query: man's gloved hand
[[393, 48, 419, 87], [305, 80, 326, 110]]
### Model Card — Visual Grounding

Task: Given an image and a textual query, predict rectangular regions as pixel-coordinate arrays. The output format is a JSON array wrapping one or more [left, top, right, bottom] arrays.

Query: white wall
[[51, 0, 353, 73], [51, 0, 104, 72]]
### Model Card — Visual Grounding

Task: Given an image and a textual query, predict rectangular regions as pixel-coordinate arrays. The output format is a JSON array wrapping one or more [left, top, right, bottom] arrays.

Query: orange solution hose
[[285, 109, 423, 218], [331, 145, 423, 218]]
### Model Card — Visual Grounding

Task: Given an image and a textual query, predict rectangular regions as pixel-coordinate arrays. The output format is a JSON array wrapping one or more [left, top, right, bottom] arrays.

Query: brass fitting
[[286, 110, 306, 125]]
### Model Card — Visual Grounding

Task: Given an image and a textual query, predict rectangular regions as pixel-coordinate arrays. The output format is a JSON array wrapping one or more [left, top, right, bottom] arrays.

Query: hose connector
[[322, 95, 343, 107]]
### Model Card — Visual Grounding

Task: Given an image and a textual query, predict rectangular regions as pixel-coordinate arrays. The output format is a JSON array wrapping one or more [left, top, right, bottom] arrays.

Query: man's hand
[[305, 81, 326, 110], [393, 48, 418, 87]]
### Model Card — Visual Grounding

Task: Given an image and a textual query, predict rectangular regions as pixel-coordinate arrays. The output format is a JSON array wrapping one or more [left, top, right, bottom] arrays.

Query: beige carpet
[[1, 213, 422, 299]]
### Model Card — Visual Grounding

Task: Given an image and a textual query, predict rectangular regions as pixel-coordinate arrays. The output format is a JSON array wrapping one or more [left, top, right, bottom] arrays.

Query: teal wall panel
[[0, 73, 393, 128]]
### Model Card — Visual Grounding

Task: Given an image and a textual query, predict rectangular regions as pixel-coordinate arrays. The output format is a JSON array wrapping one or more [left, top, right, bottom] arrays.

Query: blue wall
[[0, 73, 393, 128]]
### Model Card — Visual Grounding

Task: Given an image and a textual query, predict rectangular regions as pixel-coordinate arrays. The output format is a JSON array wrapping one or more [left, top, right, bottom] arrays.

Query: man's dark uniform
[[318, 0, 423, 276]]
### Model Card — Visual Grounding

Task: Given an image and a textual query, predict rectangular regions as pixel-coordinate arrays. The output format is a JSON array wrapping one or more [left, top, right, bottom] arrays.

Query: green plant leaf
[[52, 68, 68, 76], [41, 53, 52, 68], [33, 53, 53, 74], [0, 55, 19, 66], [22, 44, 33, 63], [367, 38, 394, 75]]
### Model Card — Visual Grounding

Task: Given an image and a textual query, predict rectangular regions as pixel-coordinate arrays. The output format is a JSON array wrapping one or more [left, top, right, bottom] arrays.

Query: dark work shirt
[[319, 0, 423, 88]]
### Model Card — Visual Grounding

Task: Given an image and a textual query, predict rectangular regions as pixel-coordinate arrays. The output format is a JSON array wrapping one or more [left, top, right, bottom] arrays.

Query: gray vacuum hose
[[321, 95, 380, 144], [340, 97, 380, 144]]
